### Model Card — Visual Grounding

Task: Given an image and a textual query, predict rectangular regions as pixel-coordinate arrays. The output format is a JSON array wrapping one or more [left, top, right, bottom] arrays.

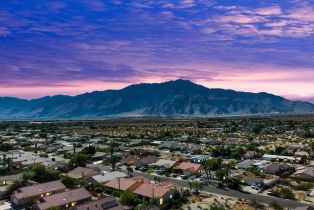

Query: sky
[[0, 0, 314, 103]]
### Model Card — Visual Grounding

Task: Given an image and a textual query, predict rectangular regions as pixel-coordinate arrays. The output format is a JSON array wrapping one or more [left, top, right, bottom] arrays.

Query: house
[[11, 180, 67, 206], [104, 176, 149, 192], [190, 155, 212, 164], [153, 159, 177, 169], [236, 160, 257, 170], [231, 171, 279, 187], [88, 171, 127, 185], [252, 160, 270, 169], [135, 156, 159, 168], [133, 182, 181, 207], [294, 206, 314, 210], [36, 188, 92, 210], [91, 152, 106, 161], [176, 162, 202, 176], [262, 154, 299, 163], [120, 155, 140, 166], [158, 141, 188, 152], [226, 137, 238, 145], [243, 151, 261, 159], [261, 163, 292, 175], [74, 196, 125, 210], [291, 166, 314, 181], [66, 167, 100, 179], [295, 151, 310, 157]]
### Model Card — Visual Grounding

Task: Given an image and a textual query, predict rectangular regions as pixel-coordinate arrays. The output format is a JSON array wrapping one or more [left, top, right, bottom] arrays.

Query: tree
[[27, 164, 60, 183], [204, 158, 219, 184], [215, 170, 225, 182], [69, 153, 89, 167], [73, 143, 77, 155], [82, 146, 96, 155], [120, 190, 135, 206], [189, 181, 203, 194], [109, 141, 119, 171]]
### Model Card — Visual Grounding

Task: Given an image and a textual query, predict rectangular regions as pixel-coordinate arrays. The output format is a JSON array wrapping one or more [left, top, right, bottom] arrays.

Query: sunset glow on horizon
[[1, 0, 314, 103]]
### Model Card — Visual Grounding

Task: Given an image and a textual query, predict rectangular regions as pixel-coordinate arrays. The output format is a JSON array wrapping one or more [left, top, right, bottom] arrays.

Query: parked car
[[156, 167, 167, 175]]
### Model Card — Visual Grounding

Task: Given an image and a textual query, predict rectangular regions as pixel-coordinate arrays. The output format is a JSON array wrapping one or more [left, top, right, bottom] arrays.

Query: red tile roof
[[37, 188, 92, 210], [176, 162, 202, 172], [133, 182, 180, 198], [104, 176, 149, 191], [104, 178, 137, 191]]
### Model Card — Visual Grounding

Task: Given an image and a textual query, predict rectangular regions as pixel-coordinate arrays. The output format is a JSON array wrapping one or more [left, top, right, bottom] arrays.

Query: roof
[[91, 171, 127, 184], [264, 163, 291, 173], [37, 188, 92, 210], [104, 178, 138, 191], [176, 162, 202, 172], [68, 167, 100, 179], [75, 197, 125, 210], [104, 176, 149, 191], [292, 167, 314, 180], [236, 160, 256, 169], [136, 156, 159, 166], [133, 182, 180, 198], [153, 159, 177, 168], [262, 154, 298, 161], [294, 206, 314, 210], [13, 180, 66, 200]]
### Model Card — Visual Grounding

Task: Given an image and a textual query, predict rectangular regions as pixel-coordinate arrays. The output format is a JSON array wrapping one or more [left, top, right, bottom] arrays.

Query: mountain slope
[[0, 80, 314, 119]]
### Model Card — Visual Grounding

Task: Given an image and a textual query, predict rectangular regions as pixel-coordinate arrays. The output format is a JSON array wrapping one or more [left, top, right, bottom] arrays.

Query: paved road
[[108, 166, 314, 209]]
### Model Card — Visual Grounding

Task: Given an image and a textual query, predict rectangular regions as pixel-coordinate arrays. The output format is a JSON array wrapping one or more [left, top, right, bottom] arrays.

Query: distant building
[[262, 154, 300, 163], [262, 163, 292, 175], [175, 162, 202, 176], [66, 167, 100, 179], [231, 171, 279, 187], [291, 166, 314, 181], [190, 155, 212, 164], [135, 156, 159, 168], [88, 171, 127, 185]]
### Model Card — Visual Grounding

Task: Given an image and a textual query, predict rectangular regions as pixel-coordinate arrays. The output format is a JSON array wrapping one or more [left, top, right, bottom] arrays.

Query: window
[[170, 195, 173, 199], [159, 198, 163, 205]]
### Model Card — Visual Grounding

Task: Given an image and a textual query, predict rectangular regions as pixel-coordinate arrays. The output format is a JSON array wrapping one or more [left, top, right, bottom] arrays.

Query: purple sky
[[0, 0, 314, 103]]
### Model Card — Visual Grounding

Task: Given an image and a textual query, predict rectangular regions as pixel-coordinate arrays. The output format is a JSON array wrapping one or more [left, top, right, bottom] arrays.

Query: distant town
[[0, 115, 313, 210]]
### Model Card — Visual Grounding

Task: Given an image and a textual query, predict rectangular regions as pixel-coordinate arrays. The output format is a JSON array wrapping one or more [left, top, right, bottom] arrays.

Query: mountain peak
[[0, 80, 313, 119]]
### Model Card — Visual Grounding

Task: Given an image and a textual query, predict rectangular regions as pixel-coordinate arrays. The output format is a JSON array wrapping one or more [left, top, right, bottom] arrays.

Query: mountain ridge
[[0, 79, 313, 119]]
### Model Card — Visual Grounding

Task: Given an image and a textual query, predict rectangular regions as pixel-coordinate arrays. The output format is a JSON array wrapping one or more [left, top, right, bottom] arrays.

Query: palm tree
[[73, 143, 77, 155], [2, 154, 6, 170], [109, 141, 119, 171]]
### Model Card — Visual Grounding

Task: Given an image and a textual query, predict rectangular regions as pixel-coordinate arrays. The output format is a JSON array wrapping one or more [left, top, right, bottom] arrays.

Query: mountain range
[[1, 80, 314, 119]]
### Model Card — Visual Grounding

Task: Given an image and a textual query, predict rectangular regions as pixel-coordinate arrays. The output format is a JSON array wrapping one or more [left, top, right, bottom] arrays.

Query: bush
[[209, 205, 225, 210], [120, 190, 136, 206], [272, 186, 295, 199], [27, 164, 60, 183], [270, 201, 283, 210]]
